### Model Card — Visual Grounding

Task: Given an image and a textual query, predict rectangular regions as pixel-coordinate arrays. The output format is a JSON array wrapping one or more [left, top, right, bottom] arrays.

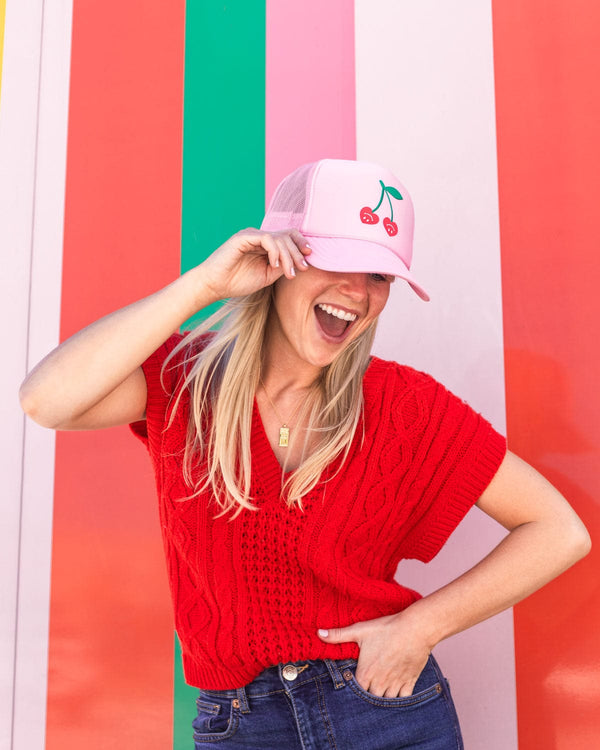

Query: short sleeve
[[394, 368, 507, 562], [129, 332, 186, 456]]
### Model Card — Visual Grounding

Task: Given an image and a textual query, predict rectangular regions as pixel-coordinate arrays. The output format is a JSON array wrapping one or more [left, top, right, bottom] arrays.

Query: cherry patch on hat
[[360, 180, 403, 236]]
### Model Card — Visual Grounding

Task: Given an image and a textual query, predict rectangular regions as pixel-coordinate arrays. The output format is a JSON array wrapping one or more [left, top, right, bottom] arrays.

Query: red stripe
[[493, 1, 600, 746], [47, 3, 185, 747]]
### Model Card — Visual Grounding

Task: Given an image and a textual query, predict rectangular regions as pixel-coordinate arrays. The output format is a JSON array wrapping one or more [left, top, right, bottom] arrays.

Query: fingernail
[[302, 260, 309, 268], [305, 243, 312, 250], [318, 629, 329, 638], [274, 259, 279, 268], [290, 267, 296, 277]]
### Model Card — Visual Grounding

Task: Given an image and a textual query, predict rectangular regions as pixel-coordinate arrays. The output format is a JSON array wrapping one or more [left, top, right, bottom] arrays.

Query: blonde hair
[[165, 287, 377, 518]]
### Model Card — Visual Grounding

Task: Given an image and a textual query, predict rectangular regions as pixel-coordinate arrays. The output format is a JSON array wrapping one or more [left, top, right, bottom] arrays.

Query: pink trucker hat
[[261, 159, 429, 301]]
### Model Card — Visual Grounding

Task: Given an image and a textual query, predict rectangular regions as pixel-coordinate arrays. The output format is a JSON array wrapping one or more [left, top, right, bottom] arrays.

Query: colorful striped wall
[[2, 1, 598, 748]]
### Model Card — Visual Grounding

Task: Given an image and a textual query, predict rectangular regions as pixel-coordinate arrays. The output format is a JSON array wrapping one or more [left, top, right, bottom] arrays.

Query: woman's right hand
[[198, 228, 312, 301], [19, 228, 311, 431]]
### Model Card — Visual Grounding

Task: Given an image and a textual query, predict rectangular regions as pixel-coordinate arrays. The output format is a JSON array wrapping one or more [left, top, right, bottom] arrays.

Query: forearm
[[400, 515, 590, 649], [19, 265, 217, 427]]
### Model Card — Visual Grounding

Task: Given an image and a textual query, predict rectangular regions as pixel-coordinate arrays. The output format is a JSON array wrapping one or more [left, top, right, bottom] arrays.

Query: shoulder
[[362, 356, 450, 440], [365, 356, 441, 401], [363, 356, 489, 438], [139, 329, 214, 399]]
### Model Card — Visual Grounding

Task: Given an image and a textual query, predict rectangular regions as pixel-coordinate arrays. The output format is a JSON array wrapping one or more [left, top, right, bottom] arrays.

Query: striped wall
[[361, 4, 515, 747], [1, 2, 69, 749], [493, 2, 600, 745], [47, 3, 185, 748], [2, 1, 598, 748]]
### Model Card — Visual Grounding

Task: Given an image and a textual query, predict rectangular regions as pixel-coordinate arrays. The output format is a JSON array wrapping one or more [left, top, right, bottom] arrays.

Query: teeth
[[317, 304, 357, 322]]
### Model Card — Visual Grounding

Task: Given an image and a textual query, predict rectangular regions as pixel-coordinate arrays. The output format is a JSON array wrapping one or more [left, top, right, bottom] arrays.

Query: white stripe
[[0, 1, 72, 749], [0, 1, 45, 747], [356, 1, 517, 747]]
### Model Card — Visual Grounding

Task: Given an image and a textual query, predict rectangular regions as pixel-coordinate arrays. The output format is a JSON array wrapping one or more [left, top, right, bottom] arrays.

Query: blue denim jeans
[[192, 654, 463, 749]]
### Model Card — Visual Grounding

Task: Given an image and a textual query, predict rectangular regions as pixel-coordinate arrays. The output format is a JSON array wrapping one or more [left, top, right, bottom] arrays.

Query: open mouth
[[314, 303, 358, 340]]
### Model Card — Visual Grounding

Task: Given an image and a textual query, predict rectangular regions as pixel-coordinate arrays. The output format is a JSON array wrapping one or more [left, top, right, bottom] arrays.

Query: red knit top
[[130, 333, 506, 690]]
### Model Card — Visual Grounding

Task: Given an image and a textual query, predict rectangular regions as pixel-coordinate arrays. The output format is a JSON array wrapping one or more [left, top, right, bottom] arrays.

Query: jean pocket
[[192, 694, 239, 743], [344, 656, 445, 709]]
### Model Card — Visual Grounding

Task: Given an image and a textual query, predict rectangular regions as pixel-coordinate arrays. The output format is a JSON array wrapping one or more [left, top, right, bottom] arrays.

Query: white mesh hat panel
[[261, 162, 316, 231]]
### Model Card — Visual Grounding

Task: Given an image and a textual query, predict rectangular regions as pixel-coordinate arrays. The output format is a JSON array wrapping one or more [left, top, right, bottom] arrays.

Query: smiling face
[[264, 267, 393, 375]]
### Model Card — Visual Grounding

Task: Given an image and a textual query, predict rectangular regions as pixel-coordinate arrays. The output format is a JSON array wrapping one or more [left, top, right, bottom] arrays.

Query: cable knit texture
[[130, 333, 506, 689]]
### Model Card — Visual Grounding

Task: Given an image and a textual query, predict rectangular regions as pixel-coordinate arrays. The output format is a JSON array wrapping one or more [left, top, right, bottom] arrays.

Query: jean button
[[282, 664, 299, 681]]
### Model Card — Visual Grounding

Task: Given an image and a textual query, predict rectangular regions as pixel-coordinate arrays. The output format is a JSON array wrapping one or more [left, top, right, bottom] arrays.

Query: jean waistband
[[198, 658, 359, 713]]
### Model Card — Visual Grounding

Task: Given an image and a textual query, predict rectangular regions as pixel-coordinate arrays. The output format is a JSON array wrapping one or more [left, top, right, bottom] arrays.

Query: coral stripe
[[46, 2, 185, 748], [492, 1, 600, 747]]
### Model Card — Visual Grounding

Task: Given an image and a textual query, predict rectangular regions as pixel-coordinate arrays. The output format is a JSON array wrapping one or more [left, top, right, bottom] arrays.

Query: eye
[[369, 273, 394, 283]]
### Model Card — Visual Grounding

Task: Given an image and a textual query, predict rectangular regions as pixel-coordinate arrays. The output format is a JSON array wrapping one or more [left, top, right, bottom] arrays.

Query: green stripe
[[175, 2, 266, 745], [180, 0, 266, 327]]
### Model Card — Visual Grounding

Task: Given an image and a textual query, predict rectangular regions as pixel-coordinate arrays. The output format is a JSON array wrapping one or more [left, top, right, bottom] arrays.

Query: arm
[[318, 450, 591, 697], [20, 229, 311, 430]]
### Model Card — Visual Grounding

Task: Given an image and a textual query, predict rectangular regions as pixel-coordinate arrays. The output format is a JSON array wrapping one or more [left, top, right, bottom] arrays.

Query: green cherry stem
[[372, 181, 386, 212], [385, 189, 394, 222]]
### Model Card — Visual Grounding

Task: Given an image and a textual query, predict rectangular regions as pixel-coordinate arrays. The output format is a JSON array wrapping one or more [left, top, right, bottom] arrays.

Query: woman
[[20, 159, 590, 749]]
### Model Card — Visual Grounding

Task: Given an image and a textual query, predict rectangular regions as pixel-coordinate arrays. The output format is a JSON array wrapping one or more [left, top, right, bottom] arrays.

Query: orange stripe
[[493, 1, 600, 746], [46, 2, 185, 748]]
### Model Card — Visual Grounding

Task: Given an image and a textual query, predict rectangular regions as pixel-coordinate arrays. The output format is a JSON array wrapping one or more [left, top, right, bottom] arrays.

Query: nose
[[337, 273, 369, 301]]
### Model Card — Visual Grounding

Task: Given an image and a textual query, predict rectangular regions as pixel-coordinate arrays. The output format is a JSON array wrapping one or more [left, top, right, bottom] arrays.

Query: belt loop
[[325, 659, 346, 690], [234, 686, 251, 714]]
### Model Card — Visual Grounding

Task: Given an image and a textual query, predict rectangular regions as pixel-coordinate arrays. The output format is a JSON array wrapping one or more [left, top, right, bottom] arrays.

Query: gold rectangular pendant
[[279, 426, 290, 447]]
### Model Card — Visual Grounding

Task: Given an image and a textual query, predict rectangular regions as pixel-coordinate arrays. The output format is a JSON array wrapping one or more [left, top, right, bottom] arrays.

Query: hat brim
[[302, 235, 430, 302]]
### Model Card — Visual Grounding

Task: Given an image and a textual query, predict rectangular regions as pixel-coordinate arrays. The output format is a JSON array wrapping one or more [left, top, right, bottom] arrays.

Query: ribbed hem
[[181, 642, 361, 691]]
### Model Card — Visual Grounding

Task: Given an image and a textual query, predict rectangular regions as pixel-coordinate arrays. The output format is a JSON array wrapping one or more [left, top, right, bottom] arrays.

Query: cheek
[[271, 284, 310, 340], [371, 286, 391, 316]]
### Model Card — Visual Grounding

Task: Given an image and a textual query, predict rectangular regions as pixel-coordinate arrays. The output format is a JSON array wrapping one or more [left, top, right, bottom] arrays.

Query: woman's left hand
[[317, 611, 432, 698], [318, 453, 591, 701]]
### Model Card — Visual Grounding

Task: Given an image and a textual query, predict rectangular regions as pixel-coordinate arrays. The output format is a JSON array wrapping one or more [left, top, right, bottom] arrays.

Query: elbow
[[564, 516, 592, 566], [19, 383, 58, 429], [574, 524, 592, 560], [19, 382, 37, 419]]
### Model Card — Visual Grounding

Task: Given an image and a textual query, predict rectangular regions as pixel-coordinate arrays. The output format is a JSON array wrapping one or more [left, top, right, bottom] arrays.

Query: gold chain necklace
[[259, 378, 305, 448]]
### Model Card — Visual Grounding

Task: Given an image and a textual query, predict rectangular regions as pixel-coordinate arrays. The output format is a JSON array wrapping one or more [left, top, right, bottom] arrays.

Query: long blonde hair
[[165, 286, 377, 518]]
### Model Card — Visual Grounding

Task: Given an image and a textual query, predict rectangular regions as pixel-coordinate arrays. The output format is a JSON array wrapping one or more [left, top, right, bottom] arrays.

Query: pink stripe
[[265, 0, 356, 202]]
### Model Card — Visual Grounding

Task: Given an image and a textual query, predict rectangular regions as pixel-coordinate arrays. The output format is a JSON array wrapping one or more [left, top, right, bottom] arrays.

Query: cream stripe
[[0, 1, 45, 746], [0, 0, 6, 104], [0, 1, 72, 749], [355, 2, 517, 748]]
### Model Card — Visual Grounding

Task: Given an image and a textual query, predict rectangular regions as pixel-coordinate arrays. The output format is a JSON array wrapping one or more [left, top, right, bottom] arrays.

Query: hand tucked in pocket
[[317, 610, 433, 699]]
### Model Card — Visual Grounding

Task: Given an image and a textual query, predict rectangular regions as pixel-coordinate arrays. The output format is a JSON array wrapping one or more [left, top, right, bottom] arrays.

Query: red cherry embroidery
[[360, 207, 379, 224], [359, 181, 403, 230], [383, 217, 398, 236]]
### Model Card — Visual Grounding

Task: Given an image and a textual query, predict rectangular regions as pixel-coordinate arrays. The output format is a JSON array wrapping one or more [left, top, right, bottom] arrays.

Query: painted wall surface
[[1, 1, 598, 749], [356, 3, 515, 747], [45, 3, 185, 749], [492, 2, 600, 747], [0, 2, 61, 749]]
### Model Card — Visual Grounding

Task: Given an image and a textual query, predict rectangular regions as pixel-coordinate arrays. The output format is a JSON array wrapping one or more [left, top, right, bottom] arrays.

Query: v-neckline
[[250, 358, 376, 490]]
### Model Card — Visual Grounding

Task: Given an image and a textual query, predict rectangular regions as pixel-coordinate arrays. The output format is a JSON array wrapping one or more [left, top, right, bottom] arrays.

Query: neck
[[260, 361, 320, 399], [261, 332, 322, 399]]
